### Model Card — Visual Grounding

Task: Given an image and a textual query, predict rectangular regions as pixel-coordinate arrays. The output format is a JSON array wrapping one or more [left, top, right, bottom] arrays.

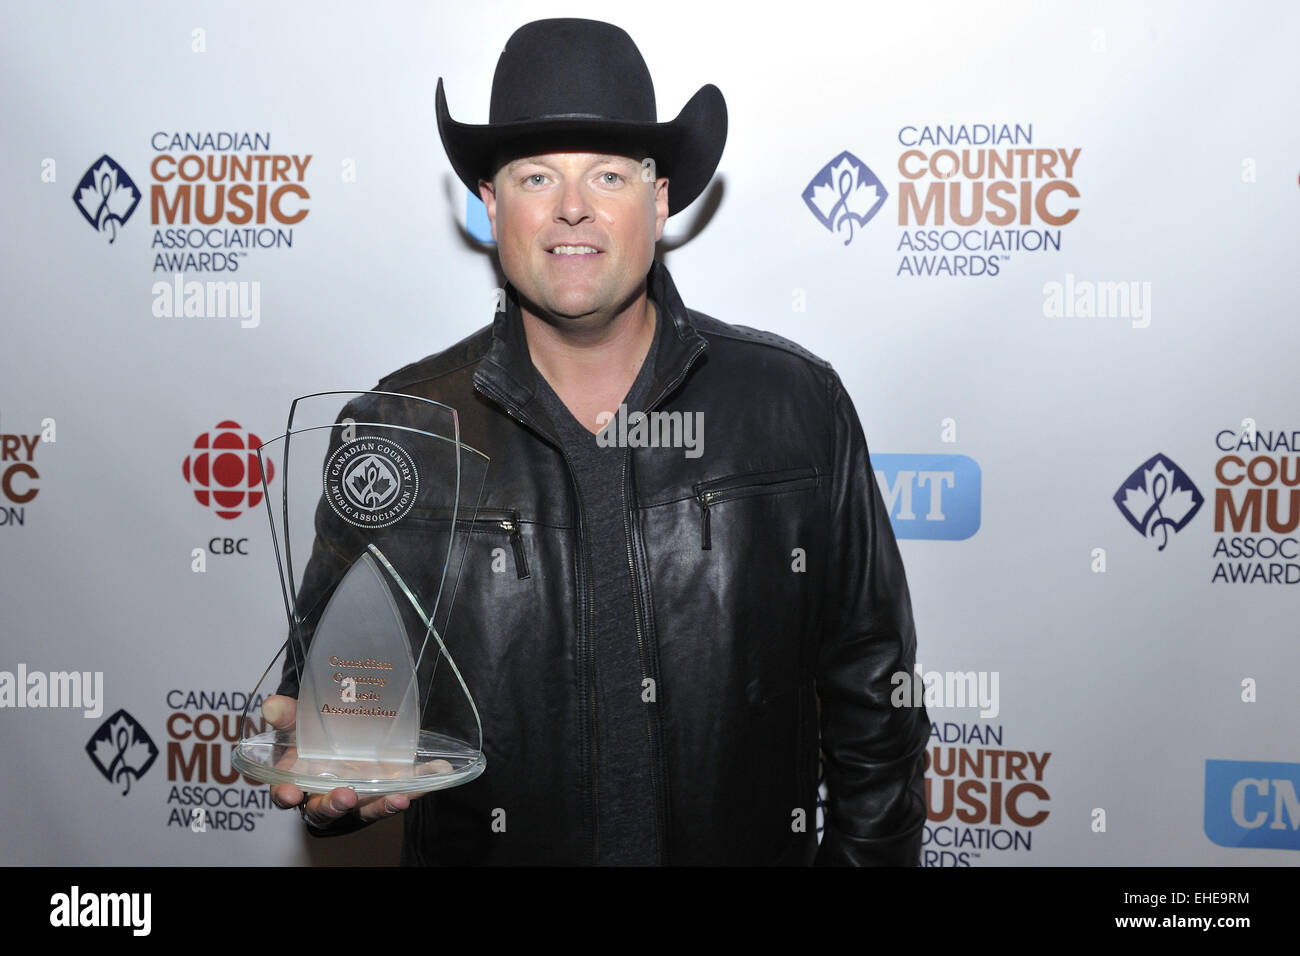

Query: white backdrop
[[1, 0, 1297, 866]]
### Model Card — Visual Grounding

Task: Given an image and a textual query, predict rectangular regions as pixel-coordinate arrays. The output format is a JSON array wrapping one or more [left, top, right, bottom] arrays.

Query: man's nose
[[554, 178, 593, 225]]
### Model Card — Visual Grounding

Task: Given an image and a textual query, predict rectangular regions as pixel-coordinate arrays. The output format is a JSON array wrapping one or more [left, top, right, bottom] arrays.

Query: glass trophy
[[232, 391, 490, 795]]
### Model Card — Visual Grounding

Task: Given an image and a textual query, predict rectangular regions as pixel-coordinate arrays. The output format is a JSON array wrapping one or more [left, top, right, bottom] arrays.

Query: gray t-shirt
[[530, 309, 663, 866]]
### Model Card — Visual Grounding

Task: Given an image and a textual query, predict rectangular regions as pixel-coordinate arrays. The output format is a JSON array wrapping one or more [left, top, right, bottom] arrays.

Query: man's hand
[[262, 694, 413, 828]]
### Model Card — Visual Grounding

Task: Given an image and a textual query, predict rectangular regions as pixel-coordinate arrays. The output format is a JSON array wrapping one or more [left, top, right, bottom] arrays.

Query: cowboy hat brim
[[436, 78, 726, 217]]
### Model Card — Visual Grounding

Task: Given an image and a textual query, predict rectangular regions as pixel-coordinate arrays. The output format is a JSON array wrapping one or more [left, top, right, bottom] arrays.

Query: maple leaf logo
[[1113, 453, 1204, 550], [802, 151, 888, 245], [85, 709, 158, 795], [346, 456, 399, 509], [72, 155, 141, 243]]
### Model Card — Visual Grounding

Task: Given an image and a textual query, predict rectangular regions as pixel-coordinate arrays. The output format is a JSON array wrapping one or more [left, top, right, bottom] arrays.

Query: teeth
[[550, 245, 598, 255]]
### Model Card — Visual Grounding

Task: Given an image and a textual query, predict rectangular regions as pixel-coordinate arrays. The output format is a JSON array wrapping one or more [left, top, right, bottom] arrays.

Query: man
[[267, 17, 928, 865]]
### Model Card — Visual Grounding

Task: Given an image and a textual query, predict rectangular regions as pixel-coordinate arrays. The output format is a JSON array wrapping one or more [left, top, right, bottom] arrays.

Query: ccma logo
[[1114, 452, 1203, 551], [803, 151, 888, 246], [873, 454, 981, 540], [1204, 759, 1300, 851], [86, 709, 159, 796], [73, 154, 141, 243]]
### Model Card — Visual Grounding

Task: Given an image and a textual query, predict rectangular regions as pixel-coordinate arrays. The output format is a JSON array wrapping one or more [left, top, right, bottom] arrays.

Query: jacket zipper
[[473, 380, 601, 863], [457, 509, 530, 579], [628, 337, 708, 864], [694, 467, 820, 550], [622, 447, 666, 863]]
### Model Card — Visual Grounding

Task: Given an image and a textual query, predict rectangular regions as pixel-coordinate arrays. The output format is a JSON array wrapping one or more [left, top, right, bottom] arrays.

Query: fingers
[[270, 776, 416, 828], [301, 786, 358, 827], [356, 792, 411, 824], [270, 782, 304, 810], [262, 694, 297, 730]]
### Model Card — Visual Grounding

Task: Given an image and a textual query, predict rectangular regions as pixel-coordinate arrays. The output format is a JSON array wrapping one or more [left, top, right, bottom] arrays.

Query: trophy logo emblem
[[324, 438, 419, 528]]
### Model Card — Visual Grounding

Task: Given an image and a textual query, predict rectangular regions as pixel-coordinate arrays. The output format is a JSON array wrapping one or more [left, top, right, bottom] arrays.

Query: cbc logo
[[208, 537, 248, 555], [192, 537, 250, 570], [182, 420, 274, 520]]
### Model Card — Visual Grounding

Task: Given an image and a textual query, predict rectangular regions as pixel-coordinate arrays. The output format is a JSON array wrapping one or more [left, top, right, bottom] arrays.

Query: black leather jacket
[[294, 260, 928, 865]]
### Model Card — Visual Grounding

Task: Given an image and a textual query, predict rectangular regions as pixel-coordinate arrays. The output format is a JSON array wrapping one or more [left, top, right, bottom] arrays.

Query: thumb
[[262, 694, 297, 730]]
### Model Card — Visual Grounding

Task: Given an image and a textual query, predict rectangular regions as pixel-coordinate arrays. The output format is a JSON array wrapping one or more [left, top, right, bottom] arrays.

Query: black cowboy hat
[[436, 18, 727, 217]]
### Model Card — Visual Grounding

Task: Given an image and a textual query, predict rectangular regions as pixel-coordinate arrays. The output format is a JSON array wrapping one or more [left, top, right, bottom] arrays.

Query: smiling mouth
[[547, 245, 601, 255]]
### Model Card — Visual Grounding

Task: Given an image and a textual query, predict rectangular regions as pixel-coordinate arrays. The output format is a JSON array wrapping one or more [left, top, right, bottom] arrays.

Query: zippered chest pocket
[[458, 508, 531, 579], [401, 506, 531, 580], [692, 466, 819, 550]]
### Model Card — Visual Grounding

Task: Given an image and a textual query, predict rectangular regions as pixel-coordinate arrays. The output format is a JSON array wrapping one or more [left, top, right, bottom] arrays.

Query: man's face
[[478, 152, 669, 326]]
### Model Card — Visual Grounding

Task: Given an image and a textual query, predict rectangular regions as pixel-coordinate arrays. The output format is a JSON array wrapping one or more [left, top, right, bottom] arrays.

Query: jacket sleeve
[[814, 371, 929, 866]]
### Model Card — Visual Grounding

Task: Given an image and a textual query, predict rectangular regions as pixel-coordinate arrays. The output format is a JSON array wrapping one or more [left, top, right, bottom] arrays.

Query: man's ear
[[654, 177, 669, 241], [478, 178, 498, 242]]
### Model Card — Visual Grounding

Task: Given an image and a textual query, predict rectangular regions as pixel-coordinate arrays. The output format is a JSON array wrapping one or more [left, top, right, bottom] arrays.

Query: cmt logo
[[73, 155, 141, 243], [182, 421, 274, 519], [465, 189, 494, 244], [1114, 453, 1203, 551], [873, 454, 981, 540], [1205, 759, 1300, 851], [803, 151, 889, 245]]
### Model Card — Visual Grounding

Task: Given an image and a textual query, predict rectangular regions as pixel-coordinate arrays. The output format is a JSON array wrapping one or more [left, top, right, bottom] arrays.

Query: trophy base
[[232, 730, 485, 795]]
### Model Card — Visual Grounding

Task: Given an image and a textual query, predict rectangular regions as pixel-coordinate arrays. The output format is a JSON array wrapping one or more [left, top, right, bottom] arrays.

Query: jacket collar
[[472, 259, 708, 422]]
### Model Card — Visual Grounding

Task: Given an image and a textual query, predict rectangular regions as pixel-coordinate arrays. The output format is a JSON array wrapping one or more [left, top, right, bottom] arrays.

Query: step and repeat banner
[[2, 0, 1297, 867]]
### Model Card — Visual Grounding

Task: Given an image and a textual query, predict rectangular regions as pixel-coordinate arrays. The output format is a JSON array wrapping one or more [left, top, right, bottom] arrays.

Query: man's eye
[[524, 173, 547, 186], [600, 171, 622, 185]]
